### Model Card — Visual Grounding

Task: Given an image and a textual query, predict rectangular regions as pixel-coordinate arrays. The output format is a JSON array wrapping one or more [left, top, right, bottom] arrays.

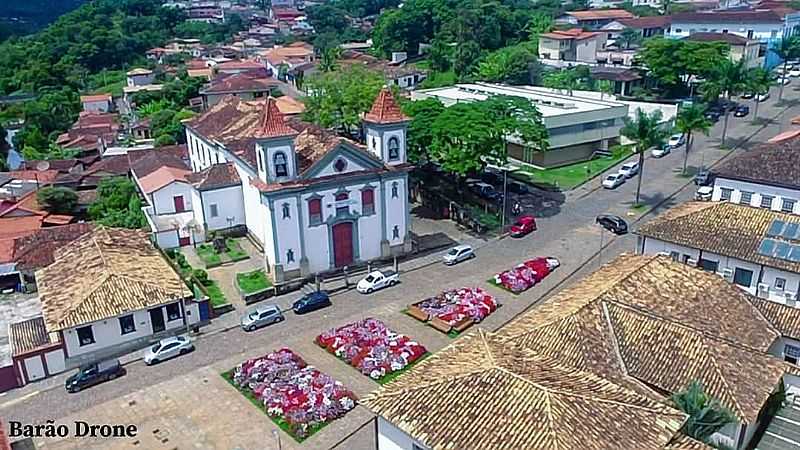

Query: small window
[[336, 192, 349, 215], [682, 254, 691, 264], [287, 249, 295, 263], [308, 198, 322, 225], [733, 267, 754, 287], [77, 326, 95, 346], [761, 195, 775, 209], [699, 258, 718, 272], [391, 182, 399, 199], [257, 150, 264, 171], [210, 204, 219, 218], [362, 188, 375, 215], [740, 191, 753, 205], [669, 251, 680, 262], [785, 344, 800, 364], [166, 303, 182, 321], [675, 28, 682, 33], [782, 198, 796, 213], [393, 225, 400, 239], [282, 203, 290, 219], [388, 137, 400, 161], [720, 188, 733, 201], [274, 152, 288, 177], [333, 158, 347, 173], [119, 315, 136, 335], [775, 277, 787, 290]]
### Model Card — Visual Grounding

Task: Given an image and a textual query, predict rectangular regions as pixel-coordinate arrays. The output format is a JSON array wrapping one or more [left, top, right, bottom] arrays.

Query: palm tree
[[773, 35, 800, 101], [703, 58, 747, 147], [745, 67, 773, 122], [675, 104, 712, 175], [621, 108, 667, 205], [671, 380, 736, 443]]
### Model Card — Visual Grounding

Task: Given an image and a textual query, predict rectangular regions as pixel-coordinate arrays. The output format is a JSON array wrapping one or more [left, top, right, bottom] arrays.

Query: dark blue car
[[292, 291, 331, 314]]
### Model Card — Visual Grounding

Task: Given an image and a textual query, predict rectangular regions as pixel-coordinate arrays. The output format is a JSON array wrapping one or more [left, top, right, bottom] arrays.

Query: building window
[[333, 158, 347, 173], [287, 249, 295, 263], [720, 188, 733, 201], [274, 152, 288, 177], [761, 195, 775, 209], [782, 198, 796, 213], [282, 203, 290, 219], [393, 225, 400, 239], [740, 191, 753, 205], [669, 251, 680, 261], [210, 204, 218, 218], [699, 258, 718, 272], [257, 150, 263, 171], [785, 344, 800, 364], [388, 137, 400, 161], [308, 198, 322, 225], [775, 277, 787, 290], [362, 188, 375, 215], [733, 267, 754, 288], [675, 28, 682, 33], [391, 182, 399, 199], [166, 303, 182, 321], [119, 315, 136, 335], [747, 29, 754, 39], [336, 192, 349, 216], [77, 326, 95, 346], [371, 137, 377, 150]]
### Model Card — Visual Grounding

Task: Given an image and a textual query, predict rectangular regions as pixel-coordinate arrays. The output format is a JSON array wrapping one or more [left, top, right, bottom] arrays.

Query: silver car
[[143, 335, 194, 365], [240, 303, 284, 331], [443, 244, 475, 265]]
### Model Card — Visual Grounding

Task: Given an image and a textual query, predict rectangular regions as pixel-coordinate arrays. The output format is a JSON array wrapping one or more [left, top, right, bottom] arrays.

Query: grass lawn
[[196, 244, 222, 267], [225, 238, 249, 261], [513, 148, 633, 191], [221, 370, 329, 443], [236, 270, 272, 294], [204, 281, 228, 307], [466, 205, 501, 231]]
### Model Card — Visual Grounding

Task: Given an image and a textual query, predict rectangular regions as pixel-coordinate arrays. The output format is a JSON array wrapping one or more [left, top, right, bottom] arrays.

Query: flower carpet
[[491, 257, 560, 294]]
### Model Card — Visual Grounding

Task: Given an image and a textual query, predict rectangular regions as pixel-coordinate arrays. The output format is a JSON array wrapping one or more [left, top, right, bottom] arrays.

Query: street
[[4, 88, 800, 449]]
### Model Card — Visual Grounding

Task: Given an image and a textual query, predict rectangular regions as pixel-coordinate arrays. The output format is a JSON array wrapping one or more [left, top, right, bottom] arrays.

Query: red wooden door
[[173, 196, 185, 212], [332, 222, 354, 268], [178, 236, 191, 247]]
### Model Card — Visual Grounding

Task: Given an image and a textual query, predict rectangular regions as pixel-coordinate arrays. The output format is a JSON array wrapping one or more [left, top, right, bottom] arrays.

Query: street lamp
[[487, 163, 514, 232]]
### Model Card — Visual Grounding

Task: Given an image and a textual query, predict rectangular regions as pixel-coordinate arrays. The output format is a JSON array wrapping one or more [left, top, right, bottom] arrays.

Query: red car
[[510, 216, 537, 237]]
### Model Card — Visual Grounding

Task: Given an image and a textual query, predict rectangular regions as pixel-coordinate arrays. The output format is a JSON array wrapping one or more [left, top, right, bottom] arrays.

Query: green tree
[[675, 104, 711, 175], [428, 39, 454, 72], [636, 38, 729, 96], [542, 68, 588, 96], [401, 97, 446, 163], [617, 28, 641, 50], [21, 143, 79, 161], [302, 65, 385, 133], [745, 67, 773, 122], [620, 108, 667, 205], [526, 12, 554, 40], [36, 186, 78, 214], [475, 42, 540, 85], [772, 35, 800, 101], [702, 58, 747, 147], [319, 47, 342, 73], [89, 177, 147, 229], [672, 380, 736, 443]]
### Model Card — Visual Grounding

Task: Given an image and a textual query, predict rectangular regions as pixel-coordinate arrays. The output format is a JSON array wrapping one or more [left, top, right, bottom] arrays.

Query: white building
[[181, 90, 412, 282], [126, 68, 156, 87], [666, 9, 800, 46], [80, 93, 113, 113]]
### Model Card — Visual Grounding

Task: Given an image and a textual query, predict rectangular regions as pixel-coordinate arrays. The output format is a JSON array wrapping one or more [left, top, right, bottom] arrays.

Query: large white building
[[666, 9, 800, 46], [176, 90, 412, 282]]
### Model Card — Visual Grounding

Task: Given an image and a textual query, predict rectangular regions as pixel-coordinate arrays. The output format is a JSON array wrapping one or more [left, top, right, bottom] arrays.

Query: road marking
[[0, 389, 40, 409]]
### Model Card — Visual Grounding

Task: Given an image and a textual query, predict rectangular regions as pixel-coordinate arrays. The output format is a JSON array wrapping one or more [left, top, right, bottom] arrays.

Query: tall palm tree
[[745, 67, 773, 122], [621, 108, 667, 205], [703, 58, 747, 147], [675, 104, 712, 175], [671, 380, 736, 443], [773, 35, 800, 101]]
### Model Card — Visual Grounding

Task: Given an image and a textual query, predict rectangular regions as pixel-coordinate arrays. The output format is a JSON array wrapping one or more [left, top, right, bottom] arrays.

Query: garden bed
[[223, 348, 356, 442], [405, 287, 500, 336], [316, 318, 428, 384], [511, 146, 633, 191], [489, 257, 560, 295], [165, 249, 230, 308], [237, 270, 272, 294], [197, 238, 249, 268]]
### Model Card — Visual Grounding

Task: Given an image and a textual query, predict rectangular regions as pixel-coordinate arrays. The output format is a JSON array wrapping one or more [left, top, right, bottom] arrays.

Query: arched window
[[274, 152, 288, 177], [388, 137, 400, 161]]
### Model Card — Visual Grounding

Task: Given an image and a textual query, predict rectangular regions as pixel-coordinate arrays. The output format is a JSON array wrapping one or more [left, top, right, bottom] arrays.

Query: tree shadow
[[623, 191, 680, 216], [511, 187, 566, 219]]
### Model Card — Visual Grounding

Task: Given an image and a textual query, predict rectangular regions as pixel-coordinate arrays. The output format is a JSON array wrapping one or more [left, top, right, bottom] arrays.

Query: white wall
[[156, 229, 181, 249], [667, 22, 782, 41], [273, 193, 302, 272], [377, 417, 429, 450], [202, 185, 245, 230], [713, 177, 800, 215], [314, 154, 368, 177], [83, 100, 110, 113], [45, 349, 66, 375], [23, 356, 45, 381], [383, 176, 408, 247], [151, 181, 195, 215]]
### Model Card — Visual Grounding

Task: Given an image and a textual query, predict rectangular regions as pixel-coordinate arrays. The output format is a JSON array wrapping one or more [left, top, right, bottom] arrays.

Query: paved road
[[4, 88, 800, 429]]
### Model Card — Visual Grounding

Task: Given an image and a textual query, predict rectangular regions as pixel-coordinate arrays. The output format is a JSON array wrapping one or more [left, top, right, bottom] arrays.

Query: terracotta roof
[[565, 9, 634, 20], [256, 96, 298, 138], [0, 216, 43, 240], [138, 166, 192, 194], [768, 129, 800, 143], [670, 10, 785, 24], [203, 72, 277, 94], [363, 329, 688, 450], [638, 201, 800, 273], [11, 223, 93, 270], [684, 32, 755, 45], [128, 145, 190, 178], [751, 297, 800, 339], [617, 16, 672, 28], [666, 436, 715, 450], [364, 88, 408, 124], [541, 28, 602, 40], [80, 93, 112, 102], [275, 95, 305, 115], [127, 68, 153, 76], [37, 228, 187, 331], [9, 316, 59, 356], [7, 170, 60, 184], [215, 60, 264, 71], [85, 155, 131, 176], [714, 137, 800, 189], [21, 159, 82, 173], [186, 162, 241, 190], [591, 66, 642, 82], [496, 254, 786, 423]]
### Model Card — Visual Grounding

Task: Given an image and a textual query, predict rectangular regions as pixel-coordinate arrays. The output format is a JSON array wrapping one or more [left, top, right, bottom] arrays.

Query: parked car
[[143, 335, 194, 365], [667, 133, 686, 148], [240, 303, 284, 331], [510, 215, 537, 237], [734, 105, 750, 117], [693, 169, 713, 186], [443, 244, 475, 265], [779, 77, 791, 86], [596, 214, 628, 235], [789, 68, 800, 77], [357, 270, 399, 294], [618, 161, 639, 178], [292, 291, 331, 314], [602, 173, 625, 189], [757, 92, 771, 102], [651, 144, 671, 158], [480, 170, 503, 186], [740, 92, 755, 99], [507, 181, 529, 194], [695, 186, 713, 201], [65, 359, 126, 393], [471, 182, 503, 202], [704, 110, 721, 122]]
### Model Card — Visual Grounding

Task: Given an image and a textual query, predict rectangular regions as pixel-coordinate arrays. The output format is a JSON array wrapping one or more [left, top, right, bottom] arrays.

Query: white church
[[136, 88, 412, 282]]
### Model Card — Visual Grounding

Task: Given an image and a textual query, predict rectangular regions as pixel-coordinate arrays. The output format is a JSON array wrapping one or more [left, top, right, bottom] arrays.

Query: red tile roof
[[364, 88, 408, 124], [541, 28, 602, 40], [203, 72, 278, 94], [684, 32, 756, 45], [617, 16, 671, 29], [565, 9, 634, 20], [670, 10, 785, 24], [187, 162, 241, 190], [8, 170, 60, 184], [11, 223, 93, 270], [80, 93, 112, 103], [256, 96, 298, 138]]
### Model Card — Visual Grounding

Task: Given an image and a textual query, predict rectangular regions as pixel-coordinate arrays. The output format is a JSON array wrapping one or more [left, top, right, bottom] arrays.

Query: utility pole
[[500, 167, 508, 232]]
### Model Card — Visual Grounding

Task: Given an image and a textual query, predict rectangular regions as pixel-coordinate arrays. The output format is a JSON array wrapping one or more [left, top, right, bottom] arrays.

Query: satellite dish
[[36, 161, 50, 171]]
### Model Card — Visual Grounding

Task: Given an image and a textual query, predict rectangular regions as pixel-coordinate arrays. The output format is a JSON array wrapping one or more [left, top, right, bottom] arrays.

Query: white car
[[667, 134, 685, 148], [143, 335, 194, 365], [756, 92, 771, 102], [618, 162, 639, 178], [789, 68, 800, 77], [695, 186, 713, 201], [602, 173, 625, 189], [443, 244, 475, 265], [356, 270, 398, 294], [651, 145, 671, 158], [779, 77, 791, 86]]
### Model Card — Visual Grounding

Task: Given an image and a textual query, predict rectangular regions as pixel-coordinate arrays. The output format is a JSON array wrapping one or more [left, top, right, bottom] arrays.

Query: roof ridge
[[57, 271, 113, 329], [601, 301, 630, 377], [705, 342, 747, 419]]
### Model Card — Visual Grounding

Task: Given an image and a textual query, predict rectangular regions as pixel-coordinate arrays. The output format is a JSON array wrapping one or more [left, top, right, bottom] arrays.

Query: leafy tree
[[672, 380, 736, 443], [21, 144, 79, 161], [702, 58, 747, 147], [636, 38, 729, 96], [542, 67, 589, 96], [428, 39, 454, 72], [36, 186, 78, 214], [617, 28, 641, 50], [526, 12, 554, 40], [474, 42, 541, 85], [401, 97, 446, 163], [149, 108, 195, 145], [307, 4, 351, 35], [620, 108, 667, 205], [319, 47, 343, 73], [302, 65, 385, 133], [772, 35, 800, 101], [569, 0, 591, 10], [620, 0, 661, 16], [675, 104, 711, 175], [419, 70, 458, 89], [89, 177, 147, 229], [745, 67, 773, 122]]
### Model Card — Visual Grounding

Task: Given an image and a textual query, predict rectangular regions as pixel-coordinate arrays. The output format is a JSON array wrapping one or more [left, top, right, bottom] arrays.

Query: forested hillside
[[0, 0, 87, 40]]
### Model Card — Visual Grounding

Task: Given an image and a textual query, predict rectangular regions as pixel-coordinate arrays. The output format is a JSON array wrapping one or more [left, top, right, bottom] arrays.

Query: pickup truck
[[357, 270, 399, 294]]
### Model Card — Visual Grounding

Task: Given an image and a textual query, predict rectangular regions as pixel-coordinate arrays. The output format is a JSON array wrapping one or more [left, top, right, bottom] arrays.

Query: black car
[[734, 105, 750, 117], [507, 181, 529, 195], [292, 291, 332, 314], [704, 109, 722, 122], [65, 359, 126, 393], [693, 169, 713, 186], [596, 214, 628, 235]]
